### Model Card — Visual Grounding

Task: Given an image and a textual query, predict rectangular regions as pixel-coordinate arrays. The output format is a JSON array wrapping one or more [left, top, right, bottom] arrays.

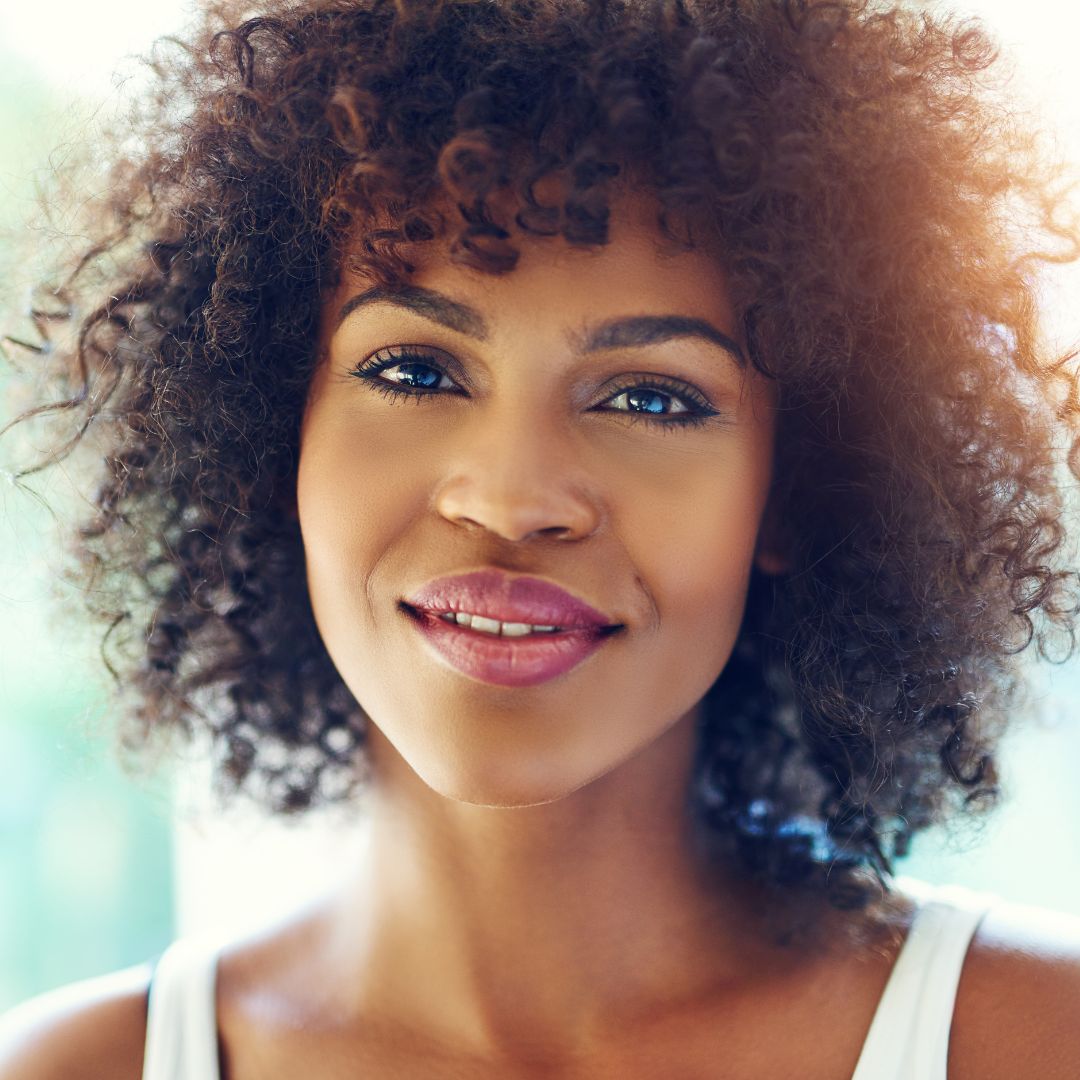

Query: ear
[[753, 491, 791, 576]]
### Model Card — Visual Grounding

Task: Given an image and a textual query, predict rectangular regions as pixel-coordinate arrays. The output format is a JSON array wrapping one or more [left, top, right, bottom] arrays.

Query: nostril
[[537, 525, 574, 540]]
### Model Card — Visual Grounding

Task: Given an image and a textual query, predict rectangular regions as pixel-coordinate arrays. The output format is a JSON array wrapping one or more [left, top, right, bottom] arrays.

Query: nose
[[431, 409, 603, 543]]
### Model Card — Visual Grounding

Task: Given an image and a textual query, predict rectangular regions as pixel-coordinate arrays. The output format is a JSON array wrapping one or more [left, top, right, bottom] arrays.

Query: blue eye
[[351, 347, 462, 399], [606, 386, 698, 420], [374, 360, 447, 392], [349, 346, 723, 430]]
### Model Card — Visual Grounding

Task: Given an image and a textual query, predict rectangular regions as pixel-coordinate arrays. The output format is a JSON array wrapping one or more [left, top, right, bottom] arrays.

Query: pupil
[[628, 389, 666, 414], [399, 363, 440, 389]]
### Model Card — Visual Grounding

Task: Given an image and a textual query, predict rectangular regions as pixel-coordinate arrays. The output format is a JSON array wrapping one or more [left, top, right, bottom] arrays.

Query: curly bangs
[[5, 0, 1079, 927]]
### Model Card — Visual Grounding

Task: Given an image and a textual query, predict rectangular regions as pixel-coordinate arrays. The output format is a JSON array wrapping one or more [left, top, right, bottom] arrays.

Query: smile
[[405, 605, 623, 688], [438, 611, 561, 635]]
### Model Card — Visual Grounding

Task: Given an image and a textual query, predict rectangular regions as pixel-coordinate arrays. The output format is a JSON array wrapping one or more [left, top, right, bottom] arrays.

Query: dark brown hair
[[4, 0, 1078, 927]]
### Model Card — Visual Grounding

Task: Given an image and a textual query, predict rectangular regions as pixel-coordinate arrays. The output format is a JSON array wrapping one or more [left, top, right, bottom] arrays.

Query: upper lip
[[403, 570, 621, 630]]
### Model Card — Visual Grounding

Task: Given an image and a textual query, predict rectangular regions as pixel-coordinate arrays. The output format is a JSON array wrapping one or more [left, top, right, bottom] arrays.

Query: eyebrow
[[336, 285, 746, 367]]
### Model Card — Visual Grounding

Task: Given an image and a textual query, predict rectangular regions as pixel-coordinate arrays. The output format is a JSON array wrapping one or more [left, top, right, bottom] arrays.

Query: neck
[[323, 710, 810, 1062]]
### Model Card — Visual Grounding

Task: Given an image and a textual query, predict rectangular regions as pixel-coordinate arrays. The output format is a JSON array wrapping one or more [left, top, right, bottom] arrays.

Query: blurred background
[[1, 0, 1079, 1012]]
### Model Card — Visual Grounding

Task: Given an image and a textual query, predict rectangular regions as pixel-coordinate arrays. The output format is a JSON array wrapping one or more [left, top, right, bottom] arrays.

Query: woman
[[1, 0, 1079, 1076]]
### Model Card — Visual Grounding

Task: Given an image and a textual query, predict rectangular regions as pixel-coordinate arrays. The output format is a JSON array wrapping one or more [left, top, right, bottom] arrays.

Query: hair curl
[[4, 0, 1079, 931]]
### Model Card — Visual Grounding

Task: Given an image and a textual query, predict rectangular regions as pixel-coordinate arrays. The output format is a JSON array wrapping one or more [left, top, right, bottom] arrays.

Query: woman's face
[[298, 185, 781, 808]]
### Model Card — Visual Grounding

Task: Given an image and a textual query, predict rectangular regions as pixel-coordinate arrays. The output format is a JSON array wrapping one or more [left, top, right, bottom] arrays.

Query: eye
[[601, 377, 721, 430], [349, 347, 724, 430], [349, 346, 465, 402]]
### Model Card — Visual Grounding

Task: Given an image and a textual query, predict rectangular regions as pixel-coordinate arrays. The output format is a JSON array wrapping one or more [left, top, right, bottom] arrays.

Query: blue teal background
[[1, 0, 1078, 1014], [0, 32, 178, 1010]]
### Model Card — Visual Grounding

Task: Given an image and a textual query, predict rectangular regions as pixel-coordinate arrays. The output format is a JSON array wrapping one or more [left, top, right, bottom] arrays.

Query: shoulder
[[949, 894, 1080, 1080], [0, 963, 151, 1080]]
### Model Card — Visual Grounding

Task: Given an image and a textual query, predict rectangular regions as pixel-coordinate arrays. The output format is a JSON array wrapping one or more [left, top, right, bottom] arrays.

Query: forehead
[[315, 189, 773, 419], [328, 180, 738, 337]]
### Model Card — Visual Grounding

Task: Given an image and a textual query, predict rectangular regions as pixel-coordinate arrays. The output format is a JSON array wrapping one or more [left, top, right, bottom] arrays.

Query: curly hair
[[3, 0, 1078, 931]]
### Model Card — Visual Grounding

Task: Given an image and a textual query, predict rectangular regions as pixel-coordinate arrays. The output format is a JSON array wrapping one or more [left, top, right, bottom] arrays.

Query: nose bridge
[[431, 393, 603, 543]]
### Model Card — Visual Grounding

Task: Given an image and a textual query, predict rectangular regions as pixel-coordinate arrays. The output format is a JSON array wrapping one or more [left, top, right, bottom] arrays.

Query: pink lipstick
[[401, 570, 623, 688]]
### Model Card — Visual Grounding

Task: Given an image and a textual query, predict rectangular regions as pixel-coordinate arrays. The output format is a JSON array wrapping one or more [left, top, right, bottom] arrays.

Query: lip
[[400, 570, 624, 688], [402, 570, 620, 630]]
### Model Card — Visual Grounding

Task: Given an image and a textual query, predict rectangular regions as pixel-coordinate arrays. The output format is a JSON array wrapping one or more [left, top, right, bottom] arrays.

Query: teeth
[[439, 611, 561, 635], [469, 614, 502, 635]]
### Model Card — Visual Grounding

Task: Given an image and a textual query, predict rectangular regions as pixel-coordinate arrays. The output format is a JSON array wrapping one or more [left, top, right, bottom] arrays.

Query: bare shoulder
[[0, 964, 151, 1080], [949, 896, 1080, 1080]]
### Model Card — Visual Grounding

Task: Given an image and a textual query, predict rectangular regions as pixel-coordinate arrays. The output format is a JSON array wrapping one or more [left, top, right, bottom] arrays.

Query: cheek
[[622, 447, 766, 670], [298, 392, 430, 543], [296, 400, 434, 741], [296, 400, 407, 629], [612, 410, 771, 571]]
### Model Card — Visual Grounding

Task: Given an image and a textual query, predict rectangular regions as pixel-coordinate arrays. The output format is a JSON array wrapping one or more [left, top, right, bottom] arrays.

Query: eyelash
[[348, 346, 723, 431]]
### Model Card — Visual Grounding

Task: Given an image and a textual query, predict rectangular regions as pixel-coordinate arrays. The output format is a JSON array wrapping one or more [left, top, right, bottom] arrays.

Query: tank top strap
[[142, 937, 224, 1080], [850, 877, 997, 1080]]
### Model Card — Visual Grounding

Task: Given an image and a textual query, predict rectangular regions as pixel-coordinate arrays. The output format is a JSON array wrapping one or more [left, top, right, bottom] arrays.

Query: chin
[[413, 754, 607, 810]]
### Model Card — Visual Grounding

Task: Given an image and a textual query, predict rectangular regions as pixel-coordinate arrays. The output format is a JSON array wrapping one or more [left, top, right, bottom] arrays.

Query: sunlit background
[[1, 0, 1079, 1012]]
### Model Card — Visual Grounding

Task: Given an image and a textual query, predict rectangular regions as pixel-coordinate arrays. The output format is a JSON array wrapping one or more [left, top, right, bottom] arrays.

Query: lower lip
[[406, 609, 618, 688]]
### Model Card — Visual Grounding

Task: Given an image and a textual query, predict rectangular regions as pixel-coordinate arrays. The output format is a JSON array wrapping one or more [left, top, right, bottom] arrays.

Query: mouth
[[399, 569, 625, 687], [400, 601, 623, 638], [399, 600, 625, 688], [401, 568, 623, 632]]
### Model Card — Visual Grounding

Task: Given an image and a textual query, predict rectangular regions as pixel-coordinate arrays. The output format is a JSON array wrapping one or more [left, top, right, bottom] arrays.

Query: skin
[[218, 179, 912, 1076], [4, 183, 1080, 1079], [290, 181, 808, 1063], [299, 182, 782, 817]]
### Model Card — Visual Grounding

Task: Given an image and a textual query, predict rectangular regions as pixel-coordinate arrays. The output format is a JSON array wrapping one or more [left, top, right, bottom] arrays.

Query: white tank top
[[141, 876, 996, 1080]]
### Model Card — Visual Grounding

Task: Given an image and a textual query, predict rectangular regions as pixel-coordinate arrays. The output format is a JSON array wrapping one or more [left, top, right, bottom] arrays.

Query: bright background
[[1, 0, 1078, 1012]]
